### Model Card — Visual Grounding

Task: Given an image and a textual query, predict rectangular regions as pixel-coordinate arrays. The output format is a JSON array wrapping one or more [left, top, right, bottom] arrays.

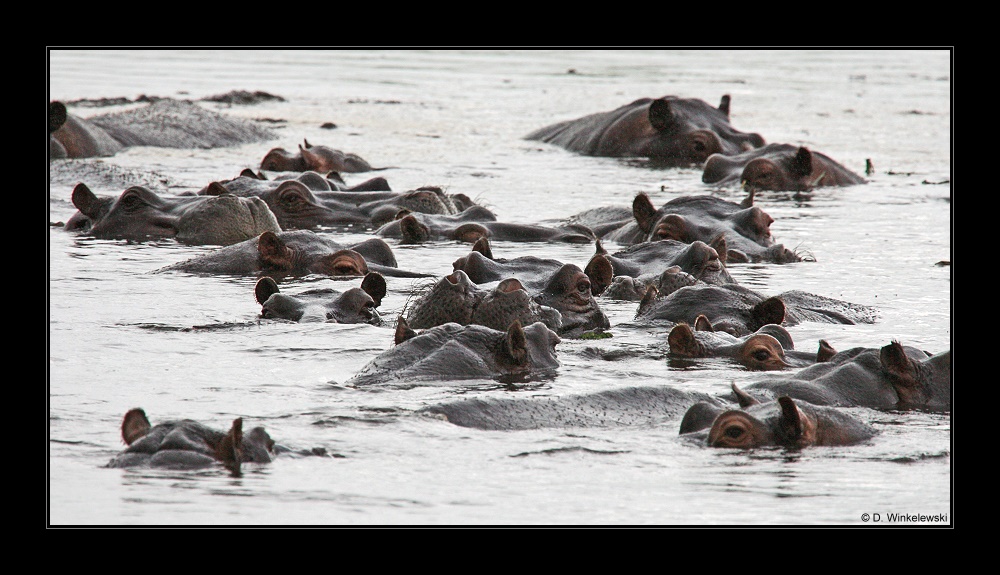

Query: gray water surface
[[48, 49, 952, 526]]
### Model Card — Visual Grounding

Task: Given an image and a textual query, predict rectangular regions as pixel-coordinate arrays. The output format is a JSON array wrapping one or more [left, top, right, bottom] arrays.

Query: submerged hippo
[[702, 143, 866, 192], [379, 212, 595, 245], [49, 101, 124, 159], [404, 271, 563, 333], [667, 318, 837, 371], [449, 241, 612, 336], [420, 385, 722, 431], [51, 99, 276, 159], [254, 272, 387, 324], [200, 168, 392, 196], [740, 341, 952, 411], [260, 139, 377, 173], [525, 94, 765, 166], [679, 389, 877, 449], [346, 319, 561, 386], [636, 283, 880, 336], [67, 182, 281, 246], [105, 408, 275, 474], [156, 230, 429, 279], [566, 192, 802, 263]]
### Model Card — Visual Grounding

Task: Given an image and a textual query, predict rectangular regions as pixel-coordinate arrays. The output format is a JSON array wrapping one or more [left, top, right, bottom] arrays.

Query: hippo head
[[700, 393, 876, 449], [254, 273, 386, 324], [405, 270, 481, 328], [879, 342, 951, 411], [255, 180, 368, 229], [667, 321, 793, 371], [73, 183, 280, 245], [533, 263, 610, 337], [642, 96, 766, 165], [300, 139, 373, 173], [471, 278, 563, 333], [631, 192, 776, 249], [261, 147, 307, 172]]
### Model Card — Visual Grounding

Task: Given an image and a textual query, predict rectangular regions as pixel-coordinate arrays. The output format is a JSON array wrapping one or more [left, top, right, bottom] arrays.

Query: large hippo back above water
[[525, 95, 765, 166]]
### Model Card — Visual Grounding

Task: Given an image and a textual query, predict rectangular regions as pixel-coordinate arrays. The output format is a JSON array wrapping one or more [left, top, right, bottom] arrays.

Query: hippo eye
[[119, 192, 143, 210], [577, 281, 590, 294], [752, 350, 772, 362], [724, 426, 744, 439]]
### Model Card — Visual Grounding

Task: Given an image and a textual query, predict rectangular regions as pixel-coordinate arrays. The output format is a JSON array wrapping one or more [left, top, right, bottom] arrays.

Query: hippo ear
[[709, 234, 728, 265], [453, 223, 490, 244], [471, 236, 494, 260], [777, 397, 804, 442], [637, 284, 659, 316], [594, 239, 607, 256], [257, 231, 293, 270], [399, 215, 431, 244], [583, 253, 613, 296], [239, 168, 262, 180], [50, 101, 68, 133], [731, 383, 761, 408], [817, 339, 837, 362], [394, 316, 417, 345], [497, 278, 526, 293], [740, 189, 755, 208], [791, 147, 814, 180], [254, 276, 280, 305], [326, 171, 346, 185], [121, 408, 152, 445], [667, 323, 701, 357], [880, 341, 919, 388], [216, 418, 244, 475], [203, 182, 229, 196], [718, 95, 731, 117], [71, 183, 100, 216], [300, 144, 322, 169], [503, 320, 528, 365], [679, 401, 725, 435], [303, 138, 312, 149], [730, 206, 774, 243], [647, 98, 676, 132], [693, 314, 714, 332], [751, 297, 786, 330], [393, 209, 412, 220], [632, 193, 658, 234], [360, 272, 387, 307]]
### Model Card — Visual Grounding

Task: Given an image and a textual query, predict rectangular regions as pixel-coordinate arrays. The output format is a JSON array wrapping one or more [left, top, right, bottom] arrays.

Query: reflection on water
[[49, 49, 951, 526]]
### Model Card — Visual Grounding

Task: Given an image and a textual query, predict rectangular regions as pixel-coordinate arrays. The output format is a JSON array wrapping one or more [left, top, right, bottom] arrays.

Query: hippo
[[49, 101, 124, 159], [702, 143, 867, 192], [679, 389, 877, 449], [404, 271, 562, 333], [155, 230, 430, 280], [565, 192, 802, 263], [666, 318, 837, 371], [739, 341, 952, 411], [379, 212, 596, 245], [105, 408, 275, 475], [346, 319, 561, 386], [67, 182, 282, 246], [450, 240, 612, 337], [525, 95, 765, 166], [50, 99, 276, 159], [260, 139, 377, 173], [254, 272, 387, 324], [635, 283, 880, 336], [419, 385, 723, 431]]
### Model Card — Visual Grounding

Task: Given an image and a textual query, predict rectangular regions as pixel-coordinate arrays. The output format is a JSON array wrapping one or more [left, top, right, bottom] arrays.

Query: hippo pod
[[345, 319, 561, 387], [594, 237, 736, 301], [525, 94, 765, 166], [199, 168, 392, 197], [679, 384, 877, 449], [260, 139, 377, 173], [105, 408, 275, 475], [448, 238, 612, 337], [67, 182, 281, 246], [50, 99, 276, 159], [740, 341, 952, 411], [636, 283, 880, 336], [702, 143, 867, 192], [254, 272, 387, 324], [155, 230, 430, 280], [666, 317, 837, 371], [567, 192, 803, 263]]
